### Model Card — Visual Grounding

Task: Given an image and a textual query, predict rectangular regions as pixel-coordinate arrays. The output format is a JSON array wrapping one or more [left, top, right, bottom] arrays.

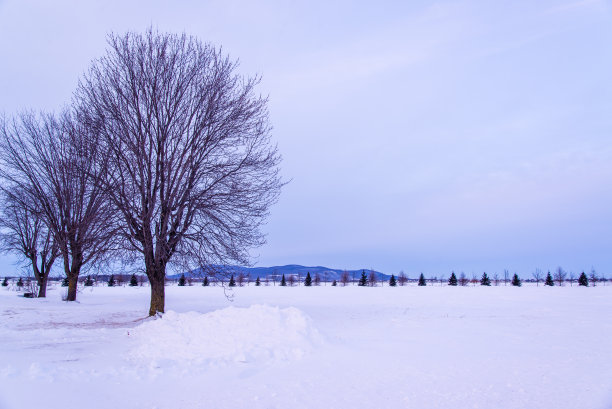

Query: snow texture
[[1, 284, 611, 409]]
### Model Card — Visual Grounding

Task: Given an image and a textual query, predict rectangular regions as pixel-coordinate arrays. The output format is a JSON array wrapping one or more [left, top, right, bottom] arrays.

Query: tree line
[[0, 28, 282, 315]]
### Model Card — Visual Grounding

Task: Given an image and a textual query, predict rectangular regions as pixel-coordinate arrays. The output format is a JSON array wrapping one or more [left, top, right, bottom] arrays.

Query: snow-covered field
[[1, 283, 611, 409]]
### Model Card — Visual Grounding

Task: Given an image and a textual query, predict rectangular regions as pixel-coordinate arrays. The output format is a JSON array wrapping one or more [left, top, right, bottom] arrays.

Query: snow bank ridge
[[129, 305, 322, 366]]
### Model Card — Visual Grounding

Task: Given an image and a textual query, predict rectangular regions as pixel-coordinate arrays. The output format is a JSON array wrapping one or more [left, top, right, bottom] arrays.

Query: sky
[[0, 0, 611, 277]]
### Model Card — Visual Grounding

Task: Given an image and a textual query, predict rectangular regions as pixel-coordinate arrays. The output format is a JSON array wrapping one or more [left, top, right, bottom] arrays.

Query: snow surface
[[1, 283, 611, 409]]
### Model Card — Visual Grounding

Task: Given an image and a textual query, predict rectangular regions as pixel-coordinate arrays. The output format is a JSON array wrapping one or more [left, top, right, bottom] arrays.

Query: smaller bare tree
[[589, 268, 598, 287], [554, 267, 567, 286], [398, 271, 408, 286], [503, 269, 510, 286], [341, 271, 350, 286], [314, 273, 321, 286], [568, 272, 576, 287], [368, 270, 377, 287], [459, 272, 468, 286], [493, 272, 500, 286], [532, 269, 542, 287]]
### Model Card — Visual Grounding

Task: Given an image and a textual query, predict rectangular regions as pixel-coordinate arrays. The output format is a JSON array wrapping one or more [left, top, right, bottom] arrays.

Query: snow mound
[[129, 305, 321, 367]]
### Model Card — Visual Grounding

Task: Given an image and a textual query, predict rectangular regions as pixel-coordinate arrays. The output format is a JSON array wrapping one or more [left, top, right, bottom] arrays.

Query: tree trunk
[[66, 275, 78, 301], [149, 276, 165, 316], [38, 275, 48, 298]]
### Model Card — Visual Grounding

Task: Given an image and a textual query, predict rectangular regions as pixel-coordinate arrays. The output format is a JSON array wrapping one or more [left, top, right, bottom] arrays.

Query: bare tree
[[341, 270, 350, 286], [287, 274, 296, 287], [368, 270, 377, 287], [313, 272, 321, 286], [554, 267, 567, 286], [0, 188, 59, 297], [493, 272, 500, 286], [398, 271, 408, 286], [77, 29, 283, 315], [459, 272, 468, 286], [568, 272, 576, 287], [503, 269, 510, 286], [589, 268, 598, 287], [0, 111, 116, 301], [532, 269, 542, 287]]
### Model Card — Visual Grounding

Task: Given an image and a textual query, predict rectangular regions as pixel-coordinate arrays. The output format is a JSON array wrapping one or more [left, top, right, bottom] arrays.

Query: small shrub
[[389, 274, 397, 287], [108, 274, 115, 287], [331, 280, 337, 286], [255, 276, 261, 286], [202, 276, 209, 286], [304, 272, 312, 287], [1, 277, 8, 287], [129, 274, 138, 287], [358, 271, 367, 287], [418, 273, 426, 286], [578, 272, 588, 287], [448, 272, 457, 286], [545, 272, 554, 286], [178, 274, 186, 286], [280, 274, 286, 286], [511, 274, 521, 287], [84, 276, 94, 286], [228, 274, 236, 287], [480, 272, 491, 286], [16, 277, 24, 287]]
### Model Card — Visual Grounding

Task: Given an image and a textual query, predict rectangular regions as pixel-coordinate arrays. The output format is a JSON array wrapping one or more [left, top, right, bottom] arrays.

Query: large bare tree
[[0, 188, 58, 297], [0, 111, 116, 301], [76, 29, 282, 316]]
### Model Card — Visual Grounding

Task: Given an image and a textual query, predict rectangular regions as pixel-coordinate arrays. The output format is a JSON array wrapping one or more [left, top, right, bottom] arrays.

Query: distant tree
[[545, 272, 554, 286], [331, 280, 337, 286], [358, 271, 368, 287], [287, 274, 296, 286], [1, 277, 8, 287], [389, 274, 397, 287], [448, 272, 457, 286], [177, 274, 186, 286], [578, 272, 588, 287], [459, 272, 468, 286], [480, 272, 491, 286], [471, 273, 478, 287], [503, 269, 510, 286], [493, 272, 500, 286], [84, 275, 94, 286], [228, 274, 236, 287], [62, 277, 69, 287], [340, 271, 350, 286], [418, 273, 426, 286], [16, 277, 24, 287], [368, 270, 377, 287], [202, 276, 210, 286], [553, 267, 567, 286], [304, 272, 312, 287], [314, 273, 321, 286], [511, 274, 521, 287], [237, 273, 246, 287], [589, 269, 598, 287], [255, 276, 261, 286], [398, 271, 408, 286], [532, 269, 542, 287], [108, 274, 115, 287], [129, 273, 138, 287], [280, 274, 286, 287]]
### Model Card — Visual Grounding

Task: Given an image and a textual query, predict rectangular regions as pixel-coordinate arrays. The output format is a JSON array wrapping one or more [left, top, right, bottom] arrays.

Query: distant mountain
[[169, 264, 390, 282]]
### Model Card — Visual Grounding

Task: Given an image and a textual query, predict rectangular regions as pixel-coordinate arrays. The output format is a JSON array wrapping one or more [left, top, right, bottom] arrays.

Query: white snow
[[1, 283, 611, 409]]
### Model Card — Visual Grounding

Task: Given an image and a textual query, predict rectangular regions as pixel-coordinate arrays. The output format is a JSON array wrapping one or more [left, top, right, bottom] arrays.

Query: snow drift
[[129, 304, 321, 367]]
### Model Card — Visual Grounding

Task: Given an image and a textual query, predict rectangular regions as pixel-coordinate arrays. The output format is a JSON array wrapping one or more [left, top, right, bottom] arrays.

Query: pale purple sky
[[0, 0, 611, 277]]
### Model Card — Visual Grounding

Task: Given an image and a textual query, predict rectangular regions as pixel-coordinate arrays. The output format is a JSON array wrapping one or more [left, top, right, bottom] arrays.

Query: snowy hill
[[169, 264, 390, 281]]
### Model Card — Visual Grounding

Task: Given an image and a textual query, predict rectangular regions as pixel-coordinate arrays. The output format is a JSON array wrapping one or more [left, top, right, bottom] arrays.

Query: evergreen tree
[[178, 274, 186, 286], [511, 273, 521, 287], [108, 274, 115, 287], [16, 277, 24, 287], [331, 280, 337, 286], [84, 276, 94, 286], [202, 276, 209, 286], [62, 277, 69, 287], [448, 272, 457, 286], [228, 274, 236, 287], [480, 272, 491, 286], [358, 270, 368, 286], [255, 276, 261, 286], [129, 273, 138, 287], [578, 272, 589, 287], [418, 273, 426, 286], [304, 272, 312, 286], [389, 274, 397, 287], [280, 274, 286, 286], [545, 272, 554, 286], [2, 277, 8, 287]]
